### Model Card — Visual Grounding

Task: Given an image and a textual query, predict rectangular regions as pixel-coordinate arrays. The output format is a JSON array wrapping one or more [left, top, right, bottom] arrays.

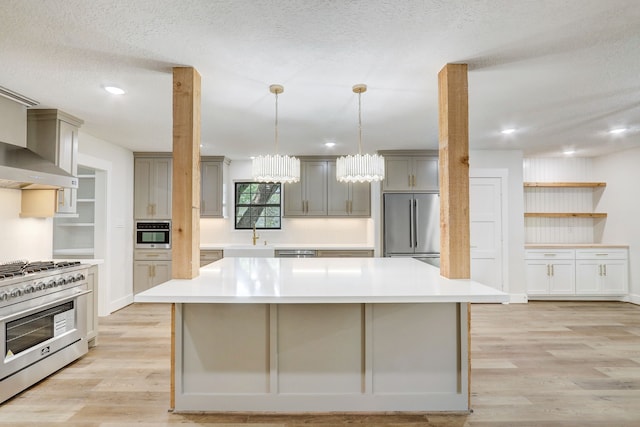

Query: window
[[234, 182, 282, 229]]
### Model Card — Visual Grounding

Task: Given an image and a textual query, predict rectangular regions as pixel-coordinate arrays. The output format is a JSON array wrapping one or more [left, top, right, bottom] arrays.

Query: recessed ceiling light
[[609, 128, 628, 134], [563, 149, 576, 155], [325, 141, 336, 148], [501, 128, 516, 135], [103, 86, 125, 95]]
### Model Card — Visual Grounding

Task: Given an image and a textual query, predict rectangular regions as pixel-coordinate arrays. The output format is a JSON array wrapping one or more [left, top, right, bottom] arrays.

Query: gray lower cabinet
[[86, 264, 99, 347], [133, 249, 171, 294], [134, 155, 172, 219], [284, 158, 371, 217], [200, 249, 223, 267]]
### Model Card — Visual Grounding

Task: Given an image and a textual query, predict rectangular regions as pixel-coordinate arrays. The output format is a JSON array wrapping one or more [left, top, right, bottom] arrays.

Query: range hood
[[0, 141, 77, 190]]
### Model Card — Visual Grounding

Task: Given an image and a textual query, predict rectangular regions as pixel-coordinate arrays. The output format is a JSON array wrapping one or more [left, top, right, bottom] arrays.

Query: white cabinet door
[[383, 157, 412, 191], [412, 157, 439, 191], [134, 157, 172, 219], [601, 260, 628, 294], [548, 261, 575, 295], [525, 261, 550, 295], [575, 260, 600, 294], [201, 160, 223, 217]]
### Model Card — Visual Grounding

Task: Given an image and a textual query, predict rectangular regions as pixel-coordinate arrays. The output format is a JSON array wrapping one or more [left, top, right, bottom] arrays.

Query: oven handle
[[0, 290, 92, 324]]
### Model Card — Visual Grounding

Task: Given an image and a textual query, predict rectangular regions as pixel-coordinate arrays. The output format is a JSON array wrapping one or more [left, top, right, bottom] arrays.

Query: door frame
[[469, 168, 509, 293]]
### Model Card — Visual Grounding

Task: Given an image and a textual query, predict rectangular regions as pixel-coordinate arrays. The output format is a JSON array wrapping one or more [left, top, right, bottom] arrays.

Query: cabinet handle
[[603, 264, 607, 276], [543, 253, 557, 257], [594, 253, 608, 256], [408, 175, 412, 187], [551, 264, 554, 276], [412, 175, 416, 187], [58, 189, 64, 206], [346, 200, 349, 214]]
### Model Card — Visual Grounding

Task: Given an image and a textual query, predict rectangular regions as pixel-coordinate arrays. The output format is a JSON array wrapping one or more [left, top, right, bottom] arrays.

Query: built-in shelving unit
[[53, 166, 96, 258], [523, 181, 607, 244]]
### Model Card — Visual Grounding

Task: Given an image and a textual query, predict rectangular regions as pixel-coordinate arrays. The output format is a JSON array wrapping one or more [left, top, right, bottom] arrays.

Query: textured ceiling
[[1, 0, 639, 159]]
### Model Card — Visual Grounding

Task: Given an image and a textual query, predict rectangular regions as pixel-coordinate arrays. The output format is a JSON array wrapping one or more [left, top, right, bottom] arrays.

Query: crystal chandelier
[[336, 84, 385, 183], [252, 84, 300, 184]]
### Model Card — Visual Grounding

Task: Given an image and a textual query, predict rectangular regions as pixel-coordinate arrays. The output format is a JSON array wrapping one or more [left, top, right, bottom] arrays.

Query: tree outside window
[[234, 182, 281, 229]]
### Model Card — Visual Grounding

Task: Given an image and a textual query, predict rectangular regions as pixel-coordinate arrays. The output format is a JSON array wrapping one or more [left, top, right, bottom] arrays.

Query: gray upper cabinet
[[27, 109, 83, 214], [201, 157, 229, 218], [285, 158, 371, 218], [134, 154, 172, 219], [284, 160, 328, 217], [382, 155, 438, 192], [327, 162, 370, 217]]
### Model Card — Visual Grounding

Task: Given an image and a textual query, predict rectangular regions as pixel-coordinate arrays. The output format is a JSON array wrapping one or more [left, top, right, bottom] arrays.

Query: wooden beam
[[172, 67, 201, 279], [438, 63, 470, 280]]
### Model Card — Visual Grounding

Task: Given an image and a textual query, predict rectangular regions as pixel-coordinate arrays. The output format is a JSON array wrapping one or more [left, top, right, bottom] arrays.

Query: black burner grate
[[0, 260, 82, 279]]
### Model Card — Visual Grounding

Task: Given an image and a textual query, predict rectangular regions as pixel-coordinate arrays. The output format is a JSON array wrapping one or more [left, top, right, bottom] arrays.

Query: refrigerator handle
[[408, 199, 413, 248], [413, 199, 419, 247]]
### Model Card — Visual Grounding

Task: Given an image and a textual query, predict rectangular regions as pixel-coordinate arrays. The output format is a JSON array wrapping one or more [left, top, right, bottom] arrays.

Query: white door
[[470, 176, 504, 291]]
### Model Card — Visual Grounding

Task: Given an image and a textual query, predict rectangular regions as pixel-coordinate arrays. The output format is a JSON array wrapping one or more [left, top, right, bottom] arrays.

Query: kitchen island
[[134, 257, 508, 413]]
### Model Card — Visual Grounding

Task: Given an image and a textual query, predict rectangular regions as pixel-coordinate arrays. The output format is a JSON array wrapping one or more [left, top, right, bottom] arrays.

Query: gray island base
[[135, 257, 508, 413]]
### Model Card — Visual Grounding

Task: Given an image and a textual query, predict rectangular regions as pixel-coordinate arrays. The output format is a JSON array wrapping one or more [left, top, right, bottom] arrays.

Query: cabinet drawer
[[525, 249, 574, 260], [134, 249, 172, 261], [200, 250, 224, 267], [316, 250, 374, 258], [575, 249, 628, 260]]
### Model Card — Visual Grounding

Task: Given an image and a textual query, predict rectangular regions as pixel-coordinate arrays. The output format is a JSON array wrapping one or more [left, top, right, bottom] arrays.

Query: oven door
[[135, 229, 171, 249], [0, 290, 90, 380]]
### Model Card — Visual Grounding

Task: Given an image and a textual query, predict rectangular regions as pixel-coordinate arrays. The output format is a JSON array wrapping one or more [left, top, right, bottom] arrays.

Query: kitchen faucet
[[252, 223, 260, 246]]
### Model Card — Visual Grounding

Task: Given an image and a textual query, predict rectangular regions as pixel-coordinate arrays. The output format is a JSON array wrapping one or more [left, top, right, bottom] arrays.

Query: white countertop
[[200, 243, 374, 251], [134, 257, 508, 304], [525, 244, 628, 249]]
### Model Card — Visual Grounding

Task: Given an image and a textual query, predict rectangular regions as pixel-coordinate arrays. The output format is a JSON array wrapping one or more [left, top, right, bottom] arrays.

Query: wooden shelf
[[524, 182, 606, 188], [525, 213, 607, 218]]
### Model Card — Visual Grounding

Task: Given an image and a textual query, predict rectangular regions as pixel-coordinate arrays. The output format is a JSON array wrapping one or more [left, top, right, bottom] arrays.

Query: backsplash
[[0, 189, 53, 261]]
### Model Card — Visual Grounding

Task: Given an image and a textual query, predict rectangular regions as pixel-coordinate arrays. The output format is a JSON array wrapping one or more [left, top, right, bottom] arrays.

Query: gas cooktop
[[0, 260, 82, 279]]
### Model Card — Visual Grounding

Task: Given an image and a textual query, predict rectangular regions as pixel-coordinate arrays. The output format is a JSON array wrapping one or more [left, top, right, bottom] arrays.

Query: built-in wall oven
[[135, 220, 171, 249], [0, 261, 91, 403]]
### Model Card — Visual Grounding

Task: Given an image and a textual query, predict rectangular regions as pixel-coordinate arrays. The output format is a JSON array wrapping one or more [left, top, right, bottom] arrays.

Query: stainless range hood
[[0, 141, 78, 190]]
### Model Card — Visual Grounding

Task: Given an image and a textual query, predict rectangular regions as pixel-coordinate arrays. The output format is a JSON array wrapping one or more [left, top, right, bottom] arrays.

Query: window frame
[[233, 182, 282, 230]]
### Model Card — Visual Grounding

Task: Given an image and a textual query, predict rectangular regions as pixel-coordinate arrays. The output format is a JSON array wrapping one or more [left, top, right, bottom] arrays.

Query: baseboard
[[627, 293, 640, 306], [109, 293, 134, 314], [509, 293, 528, 304]]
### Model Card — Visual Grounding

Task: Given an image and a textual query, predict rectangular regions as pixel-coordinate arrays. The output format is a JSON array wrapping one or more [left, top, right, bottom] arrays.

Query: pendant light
[[252, 84, 300, 184], [336, 84, 385, 183]]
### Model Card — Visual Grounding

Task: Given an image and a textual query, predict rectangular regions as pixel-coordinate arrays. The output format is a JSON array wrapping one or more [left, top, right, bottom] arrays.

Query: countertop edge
[[525, 244, 628, 249]]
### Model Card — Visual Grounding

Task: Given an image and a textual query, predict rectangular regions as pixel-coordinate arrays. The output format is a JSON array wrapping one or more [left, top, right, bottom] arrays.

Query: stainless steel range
[[0, 260, 91, 403]]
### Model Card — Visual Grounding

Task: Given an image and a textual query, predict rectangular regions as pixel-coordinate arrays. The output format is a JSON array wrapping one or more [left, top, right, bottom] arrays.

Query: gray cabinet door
[[383, 156, 439, 192], [327, 161, 370, 217], [284, 160, 327, 216], [327, 162, 350, 216], [412, 157, 439, 191], [201, 160, 223, 217], [134, 157, 172, 219], [383, 157, 413, 191], [304, 161, 328, 215], [349, 182, 371, 216]]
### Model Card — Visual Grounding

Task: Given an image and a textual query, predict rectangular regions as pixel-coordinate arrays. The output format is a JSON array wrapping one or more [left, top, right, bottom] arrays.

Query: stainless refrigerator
[[383, 193, 440, 266]]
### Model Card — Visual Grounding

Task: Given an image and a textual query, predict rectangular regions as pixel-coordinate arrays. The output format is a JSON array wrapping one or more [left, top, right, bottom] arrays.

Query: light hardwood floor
[[0, 301, 639, 426]]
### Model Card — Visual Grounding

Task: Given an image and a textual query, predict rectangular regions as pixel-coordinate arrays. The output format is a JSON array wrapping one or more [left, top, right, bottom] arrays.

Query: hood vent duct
[[0, 141, 78, 190]]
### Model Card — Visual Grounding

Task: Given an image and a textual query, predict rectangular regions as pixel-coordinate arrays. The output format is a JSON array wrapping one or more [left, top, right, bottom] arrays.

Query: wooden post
[[438, 63, 470, 280], [172, 67, 201, 280]]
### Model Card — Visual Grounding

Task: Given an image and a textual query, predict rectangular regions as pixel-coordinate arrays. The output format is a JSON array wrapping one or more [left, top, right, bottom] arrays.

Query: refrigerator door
[[383, 193, 414, 255], [414, 193, 440, 254]]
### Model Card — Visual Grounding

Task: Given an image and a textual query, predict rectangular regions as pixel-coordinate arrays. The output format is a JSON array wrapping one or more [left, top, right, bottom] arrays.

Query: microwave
[[135, 220, 171, 249]]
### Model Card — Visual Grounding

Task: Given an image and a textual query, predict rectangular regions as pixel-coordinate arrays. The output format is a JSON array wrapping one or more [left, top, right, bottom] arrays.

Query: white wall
[[0, 189, 53, 260], [469, 150, 526, 300], [593, 148, 640, 303], [200, 160, 373, 246], [79, 132, 134, 315]]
